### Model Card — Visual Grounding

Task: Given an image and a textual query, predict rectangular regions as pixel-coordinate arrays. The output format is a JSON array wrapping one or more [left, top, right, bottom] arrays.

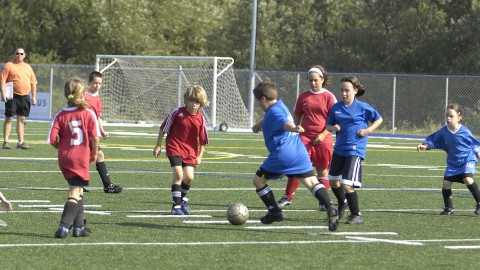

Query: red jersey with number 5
[[48, 107, 100, 181]]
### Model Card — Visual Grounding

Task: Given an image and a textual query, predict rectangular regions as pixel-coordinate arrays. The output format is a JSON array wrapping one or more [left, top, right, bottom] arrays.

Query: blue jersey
[[261, 99, 313, 175], [327, 99, 381, 159], [423, 125, 480, 177]]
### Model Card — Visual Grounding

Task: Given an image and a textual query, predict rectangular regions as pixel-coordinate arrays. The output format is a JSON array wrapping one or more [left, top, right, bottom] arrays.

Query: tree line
[[1, 0, 479, 74]]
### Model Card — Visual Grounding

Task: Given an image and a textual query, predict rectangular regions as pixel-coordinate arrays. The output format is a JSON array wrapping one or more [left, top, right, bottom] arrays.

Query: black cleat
[[54, 226, 68, 239], [326, 205, 339, 231], [440, 207, 453, 215], [260, 211, 284, 224], [104, 183, 122, 193]]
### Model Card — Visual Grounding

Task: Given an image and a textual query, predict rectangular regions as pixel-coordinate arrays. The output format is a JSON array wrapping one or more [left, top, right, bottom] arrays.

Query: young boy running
[[251, 81, 339, 231], [85, 71, 122, 193]]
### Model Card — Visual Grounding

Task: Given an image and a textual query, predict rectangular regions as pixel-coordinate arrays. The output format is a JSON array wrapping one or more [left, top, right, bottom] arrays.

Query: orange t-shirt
[[1, 61, 37, 96]]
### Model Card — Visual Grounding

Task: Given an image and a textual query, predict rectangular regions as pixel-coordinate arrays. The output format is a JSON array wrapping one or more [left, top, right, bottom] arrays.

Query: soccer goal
[[94, 55, 250, 130]]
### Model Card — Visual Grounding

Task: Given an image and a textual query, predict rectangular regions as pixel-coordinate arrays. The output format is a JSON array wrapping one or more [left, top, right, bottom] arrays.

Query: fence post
[[392, 76, 396, 134]]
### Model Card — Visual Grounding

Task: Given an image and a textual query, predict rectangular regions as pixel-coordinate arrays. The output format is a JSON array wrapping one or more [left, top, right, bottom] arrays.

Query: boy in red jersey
[[48, 78, 100, 238], [153, 84, 209, 215], [85, 71, 122, 193]]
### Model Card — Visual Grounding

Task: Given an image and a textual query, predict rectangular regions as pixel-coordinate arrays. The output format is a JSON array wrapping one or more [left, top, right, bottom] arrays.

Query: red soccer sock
[[285, 177, 301, 201], [318, 178, 330, 192]]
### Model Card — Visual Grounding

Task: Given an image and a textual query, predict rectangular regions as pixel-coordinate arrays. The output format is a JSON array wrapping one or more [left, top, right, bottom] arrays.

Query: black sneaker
[[338, 203, 349, 219], [326, 204, 339, 232], [260, 211, 284, 224], [72, 226, 91, 237], [440, 207, 453, 215], [54, 226, 68, 239], [104, 183, 122, 193], [346, 215, 364, 224], [476, 205, 480, 215]]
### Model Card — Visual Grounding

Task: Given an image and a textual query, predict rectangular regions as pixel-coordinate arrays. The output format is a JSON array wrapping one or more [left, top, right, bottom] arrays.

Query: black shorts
[[67, 176, 89, 187], [444, 173, 473, 184], [328, 153, 363, 188], [168, 156, 195, 167], [5, 94, 31, 117], [255, 167, 315, 180]]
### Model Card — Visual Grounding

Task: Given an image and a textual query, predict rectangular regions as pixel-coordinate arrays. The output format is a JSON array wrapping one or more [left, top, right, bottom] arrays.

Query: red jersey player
[[85, 71, 122, 193], [277, 65, 337, 211], [153, 84, 209, 215], [49, 77, 100, 238]]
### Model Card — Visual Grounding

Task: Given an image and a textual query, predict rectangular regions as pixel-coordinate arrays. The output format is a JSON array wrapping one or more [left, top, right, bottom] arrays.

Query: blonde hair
[[64, 77, 89, 109], [184, 84, 209, 107]]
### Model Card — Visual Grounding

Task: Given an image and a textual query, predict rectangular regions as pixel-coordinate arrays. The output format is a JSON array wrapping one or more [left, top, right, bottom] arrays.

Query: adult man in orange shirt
[[0, 47, 37, 150]]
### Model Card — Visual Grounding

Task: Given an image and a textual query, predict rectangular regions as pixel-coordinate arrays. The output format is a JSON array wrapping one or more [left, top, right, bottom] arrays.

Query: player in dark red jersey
[[49, 77, 100, 238], [85, 71, 122, 193], [153, 84, 209, 215], [276, 65, 336, 211]]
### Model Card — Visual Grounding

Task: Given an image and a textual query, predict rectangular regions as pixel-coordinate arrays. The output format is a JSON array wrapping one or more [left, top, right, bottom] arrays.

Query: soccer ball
[[226, 203, 249, 225]]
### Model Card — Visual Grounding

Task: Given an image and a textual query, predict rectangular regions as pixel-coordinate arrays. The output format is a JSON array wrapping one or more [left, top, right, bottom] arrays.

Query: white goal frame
[[94, 55, 249, 130]]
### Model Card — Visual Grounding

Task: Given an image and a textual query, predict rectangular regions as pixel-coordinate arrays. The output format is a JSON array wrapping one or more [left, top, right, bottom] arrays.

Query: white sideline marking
[[346, 236, 423, 246], [48, 208, 112, 215], [10, 200, 50, 203], [309, 232, 398, 236], [0, 240, 366, 248], [183, 220, 261, 224], [245, 226, 329, 230], [126, 215, 212, 218], [19, 204, 102, 208], [444, 246, 480, 249]]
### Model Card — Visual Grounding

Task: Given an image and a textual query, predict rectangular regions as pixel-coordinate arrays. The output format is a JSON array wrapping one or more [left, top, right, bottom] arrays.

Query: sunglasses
[[16, 52, 24, 55]]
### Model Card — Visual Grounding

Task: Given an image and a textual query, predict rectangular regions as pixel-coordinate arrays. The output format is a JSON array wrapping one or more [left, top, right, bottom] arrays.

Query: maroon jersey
[[293, 89, 337, 145], [85, 92, 102, 118], [48, 107, 100, 181], [160, 107, 208, 164]]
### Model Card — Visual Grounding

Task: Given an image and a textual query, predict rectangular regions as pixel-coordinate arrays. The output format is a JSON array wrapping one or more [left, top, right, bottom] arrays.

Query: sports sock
[[311, 183, 333, 206], [442, 188, 453, 208], [59, 198, 79, 229], [96, 162, 111, 187], [285, 177, 301, 201], [256, 185, 281, 213], [171, 184, 182, 206], [180, 181, 191, 199], [466, 182, 480, 204], [318, 176, 330, 192], [73, 196, 85, 227], [332, 186, 347, 206], [345, 191, 360, 216]]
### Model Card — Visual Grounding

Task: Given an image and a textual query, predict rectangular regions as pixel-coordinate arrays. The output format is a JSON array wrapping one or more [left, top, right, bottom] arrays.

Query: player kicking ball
[[251, 81, 339, 231]]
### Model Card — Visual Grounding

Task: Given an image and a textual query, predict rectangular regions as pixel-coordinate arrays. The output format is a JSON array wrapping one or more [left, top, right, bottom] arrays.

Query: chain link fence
[[4, 64, 480, 136]]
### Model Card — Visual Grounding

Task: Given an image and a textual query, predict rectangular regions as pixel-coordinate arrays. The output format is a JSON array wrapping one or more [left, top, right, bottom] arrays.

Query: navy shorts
[[255, 167, 315, 180], [67, 176, 89, 187], [444, 173, 473, 184], [5, 94, 31, 117], [328, 153, 363, 188]]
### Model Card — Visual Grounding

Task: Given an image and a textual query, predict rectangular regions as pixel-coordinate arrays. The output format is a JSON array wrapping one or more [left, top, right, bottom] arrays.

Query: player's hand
[[101, 131, 109, 139], [1, 96, 6, 103], [89, 153, 97, 164], [153, 146, 162, 158], [357, 129, 368, 137], [195, 157, 202, 167], [2, 201, 13, 212], [417, 144, 427, 152], [252, 123, 262, 133], [31, 98, 37, 105]]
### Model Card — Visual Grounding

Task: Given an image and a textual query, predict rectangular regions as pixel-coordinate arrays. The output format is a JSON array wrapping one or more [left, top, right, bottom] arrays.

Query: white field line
[[47, 208, 112, 215], [9, 200, 51, 203], [0, 240, 368, 248], [126, 214, 212, 218], [444, 246, 480, 249], [18, 204, 102, 208], [245, 226, 328, 230], [309, 232, 398, 236], [183, 220, 261, 224], [345, 236, 424, 246]]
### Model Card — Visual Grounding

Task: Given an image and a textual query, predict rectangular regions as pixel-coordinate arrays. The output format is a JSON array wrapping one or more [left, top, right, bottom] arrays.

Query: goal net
[[94, 55, 250, 130]]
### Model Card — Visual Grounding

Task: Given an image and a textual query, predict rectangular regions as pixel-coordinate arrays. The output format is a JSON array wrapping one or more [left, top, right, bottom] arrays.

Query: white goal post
[[94, 55, 250, 130]]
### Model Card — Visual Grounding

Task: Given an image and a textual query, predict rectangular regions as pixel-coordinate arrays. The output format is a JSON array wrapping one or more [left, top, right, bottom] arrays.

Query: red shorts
[[305, 142, 332, 169]]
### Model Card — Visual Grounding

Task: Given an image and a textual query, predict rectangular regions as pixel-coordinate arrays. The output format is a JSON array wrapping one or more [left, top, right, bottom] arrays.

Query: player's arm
[[195, 144, 206, 167], [98, 117, 109, 139], [90, 137, 99, 164], [0, 80, 5, 102], [252, 120, 263, 133], [326, 124, 340, 132], [284, 122, 304, 133], [417, 143, 429, 152], [357, 117, 383, 137], [0, 191, 13, 212], [153, 129, 165, 158], [31, 81, 37, 105]]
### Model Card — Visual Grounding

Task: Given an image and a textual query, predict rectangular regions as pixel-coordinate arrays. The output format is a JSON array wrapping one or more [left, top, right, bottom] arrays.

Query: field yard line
[[18, 204, 102, 208], [444, 246, 480, 249], [10, 200, 51, 203], [245, 226, 329, 230], [183, 220, 261, 224], [346, 236, 423, 246], [309, 232, 398, 236], [126, 215, 212, 218], [0, 239, 367, 248]]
